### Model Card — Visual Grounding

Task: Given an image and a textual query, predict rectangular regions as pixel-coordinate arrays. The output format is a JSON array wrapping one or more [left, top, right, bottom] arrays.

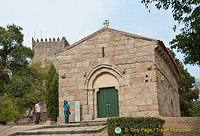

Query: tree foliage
[[169, 49, 199, 116], [5, 74, 32, 98], [0, 24, 47, 123], [30, 61, 49, 93], [141, 0, 200, 66], [0, 94, 20, 124], [189, 101, 200, 116], [45, 65, 59, 120], [0, 24, 34, 93]]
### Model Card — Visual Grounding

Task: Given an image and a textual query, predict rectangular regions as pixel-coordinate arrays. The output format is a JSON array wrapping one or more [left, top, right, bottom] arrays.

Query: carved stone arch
[[84, 64, 124, 120], [84, 64, 124, 90], [92, 72, 120, 91]]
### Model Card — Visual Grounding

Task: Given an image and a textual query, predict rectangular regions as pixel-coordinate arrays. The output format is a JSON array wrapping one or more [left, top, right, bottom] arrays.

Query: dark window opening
[[102, 47, 105, 57], [171, 100, 174, 117]]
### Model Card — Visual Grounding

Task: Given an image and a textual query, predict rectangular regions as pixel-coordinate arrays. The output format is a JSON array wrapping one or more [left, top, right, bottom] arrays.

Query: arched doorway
[[93, 72, 120, 118], [97, 87, 119, 118], [84, 64, 124, 119]]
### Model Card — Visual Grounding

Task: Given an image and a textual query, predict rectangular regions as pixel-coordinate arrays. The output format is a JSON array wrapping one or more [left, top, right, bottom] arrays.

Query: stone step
[[16, 134, 96, 136], [28, 121, 106, 131], [9, 125, 106, 136], [43, 121, 106, 128]]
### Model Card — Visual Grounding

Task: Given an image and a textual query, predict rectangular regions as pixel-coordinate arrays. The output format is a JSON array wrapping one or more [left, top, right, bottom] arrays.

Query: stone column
[[87, 89, 94, 120]]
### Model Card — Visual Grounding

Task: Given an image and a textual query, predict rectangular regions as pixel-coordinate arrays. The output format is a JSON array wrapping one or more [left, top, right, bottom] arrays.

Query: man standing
[[35, 101, 41, 124]]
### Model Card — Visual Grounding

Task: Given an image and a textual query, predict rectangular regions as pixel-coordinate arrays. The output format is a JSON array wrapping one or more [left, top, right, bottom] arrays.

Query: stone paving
[[18, 134, 96, 136], [14, 126, 105, 135], [0, 124, 41, 136], [2, 117, 200, 136], [0, 121, 107, 136]]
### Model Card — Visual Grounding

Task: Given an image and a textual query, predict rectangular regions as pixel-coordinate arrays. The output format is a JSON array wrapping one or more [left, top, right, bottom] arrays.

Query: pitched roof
[[55, 27, 157, 54], [68, 27, 157, 50]]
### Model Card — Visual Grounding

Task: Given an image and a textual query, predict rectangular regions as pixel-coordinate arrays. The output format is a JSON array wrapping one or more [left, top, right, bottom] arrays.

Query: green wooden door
[[97, 87, 119, 118]]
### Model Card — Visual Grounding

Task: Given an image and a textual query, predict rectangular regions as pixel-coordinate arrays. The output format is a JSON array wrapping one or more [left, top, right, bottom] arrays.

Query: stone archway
[[85, 64, 124, 90], [84, 64, 124, 119], [93, 72, 120, 88]]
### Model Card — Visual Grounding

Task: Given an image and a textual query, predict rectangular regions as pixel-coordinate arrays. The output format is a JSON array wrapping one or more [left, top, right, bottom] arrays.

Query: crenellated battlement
[[32, 37, 69, 47], [32, 36, 69, 64]]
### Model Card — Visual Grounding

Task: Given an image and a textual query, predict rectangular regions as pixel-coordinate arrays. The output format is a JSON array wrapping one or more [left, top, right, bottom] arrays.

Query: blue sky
[[0, 0, 199, 79]]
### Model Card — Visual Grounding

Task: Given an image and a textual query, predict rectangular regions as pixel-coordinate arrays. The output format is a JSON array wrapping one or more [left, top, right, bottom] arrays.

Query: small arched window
[[102, 47, 105, 57]]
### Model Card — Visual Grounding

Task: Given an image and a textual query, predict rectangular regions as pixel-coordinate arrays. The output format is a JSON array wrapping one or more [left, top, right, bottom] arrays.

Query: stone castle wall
[[57, 29, 165, 122], [32, 37, 69, 68]]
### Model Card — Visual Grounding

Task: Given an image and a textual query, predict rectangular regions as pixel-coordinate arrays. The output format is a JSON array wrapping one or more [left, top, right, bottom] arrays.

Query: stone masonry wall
[[32, 37, 69, 68], [155, 47, 180, 117], [57, 29, 161, 122]]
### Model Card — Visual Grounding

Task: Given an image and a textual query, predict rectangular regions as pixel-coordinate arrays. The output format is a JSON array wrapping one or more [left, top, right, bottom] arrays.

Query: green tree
[[141, 0, 200, 66], [30, 61, 49, 94], [0, 94, 20, 124], [189, 101, 200, 116], [45, 65, 59, 120], [10, 62, 48, 114], [169, 49, 199, 116], [0, 24, 47, 120], [0, 24, 34, 94], [5, 74, 32, 98]]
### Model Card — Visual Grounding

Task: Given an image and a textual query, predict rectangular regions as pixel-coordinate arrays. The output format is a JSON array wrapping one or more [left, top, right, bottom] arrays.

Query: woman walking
[[63, 100, 70, 123], [26, 107, 34, 124]]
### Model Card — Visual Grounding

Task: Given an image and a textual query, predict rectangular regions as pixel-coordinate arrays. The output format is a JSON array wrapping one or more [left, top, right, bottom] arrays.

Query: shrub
[[0, 94, 20, 124], [107, 117, 165, 136]]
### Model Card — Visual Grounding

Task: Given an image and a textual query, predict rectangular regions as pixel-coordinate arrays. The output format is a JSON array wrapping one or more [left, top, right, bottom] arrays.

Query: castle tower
[[32, 37, 69, 67]]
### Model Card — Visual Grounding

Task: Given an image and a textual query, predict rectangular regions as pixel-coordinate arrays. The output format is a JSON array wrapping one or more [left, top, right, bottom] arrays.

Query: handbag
[[69, 110, 71, 115]]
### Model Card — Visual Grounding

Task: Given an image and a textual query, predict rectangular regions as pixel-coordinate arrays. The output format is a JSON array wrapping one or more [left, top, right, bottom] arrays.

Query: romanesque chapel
[[32, 25, 181, 122]]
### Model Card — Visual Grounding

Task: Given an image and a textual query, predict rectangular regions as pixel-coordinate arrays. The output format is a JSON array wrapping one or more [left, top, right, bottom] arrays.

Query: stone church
[[32, 25, 181, 122]]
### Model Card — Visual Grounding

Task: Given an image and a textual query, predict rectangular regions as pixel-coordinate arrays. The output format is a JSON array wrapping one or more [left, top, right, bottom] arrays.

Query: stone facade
[[53, 27, 181, 122], [32, 37, 69, 68], [155, 41, 181, 117]]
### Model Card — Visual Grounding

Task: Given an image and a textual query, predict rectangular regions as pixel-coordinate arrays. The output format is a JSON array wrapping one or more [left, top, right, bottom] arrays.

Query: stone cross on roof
[[103, 20, 109, 27]]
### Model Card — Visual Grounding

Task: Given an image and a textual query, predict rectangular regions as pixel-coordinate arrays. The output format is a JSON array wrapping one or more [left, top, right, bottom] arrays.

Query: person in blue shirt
[[63, 100, 70, 123]]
